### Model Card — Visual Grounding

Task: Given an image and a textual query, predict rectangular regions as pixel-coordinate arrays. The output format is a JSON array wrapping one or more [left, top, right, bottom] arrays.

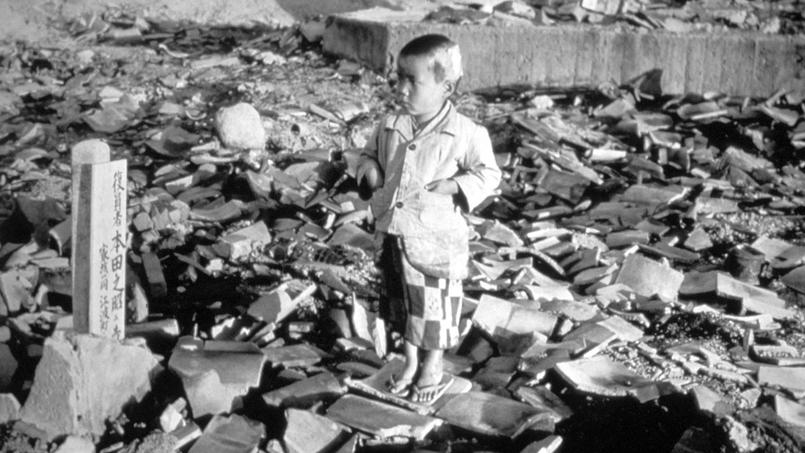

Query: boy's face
[[396, 55, 451, 120]]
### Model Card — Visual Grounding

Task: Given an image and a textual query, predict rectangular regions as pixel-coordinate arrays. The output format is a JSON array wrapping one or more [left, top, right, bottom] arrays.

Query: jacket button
[[395, 201, 404, 208], [408, 143, 416, 150]]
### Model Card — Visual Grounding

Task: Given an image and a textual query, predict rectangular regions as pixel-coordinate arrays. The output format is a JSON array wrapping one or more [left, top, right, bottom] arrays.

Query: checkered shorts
[[379, 234, 463, 350]]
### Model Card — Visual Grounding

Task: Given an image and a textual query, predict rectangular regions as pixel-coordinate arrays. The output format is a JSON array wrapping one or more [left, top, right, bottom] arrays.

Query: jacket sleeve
[[360, 122, 381, 165], [452, 123, 501, 212]]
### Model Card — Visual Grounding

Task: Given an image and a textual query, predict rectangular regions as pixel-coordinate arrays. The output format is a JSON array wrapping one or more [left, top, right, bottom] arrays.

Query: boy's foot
[[386, 374, 413, 397], [387, 340, 419, 396], [410, 374, 454, 404]]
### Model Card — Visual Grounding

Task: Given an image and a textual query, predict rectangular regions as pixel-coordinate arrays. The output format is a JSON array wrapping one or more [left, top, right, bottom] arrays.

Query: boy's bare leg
[[412, 348, 445, 402], [388, 340, 418, 393]]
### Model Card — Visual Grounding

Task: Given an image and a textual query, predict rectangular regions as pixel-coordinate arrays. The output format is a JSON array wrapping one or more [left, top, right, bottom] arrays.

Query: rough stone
[[0, 393, 20, 423], [555, 356, 654, 397], [283, 408, 348, 453], [326, 394, 441, 441], [781, 266, 805, 294], [214, 103, 266, 150], [220, 221, 272, 262], [54, 436, 95, 453], [758, 366, 805, 396], [262, 343, 328, 369], [262, 371, 345, 408], [472, 294, 557, 340], [680, 271, 794, 319], [20, 333, 159, 440], [0, 344, 18, 391], [774, 395, 805, 428], [247, 286, 300, 325], [435, 390, 553, 437], [521, 435, 563, 453], [189, 414, 264, 453], [168, 337, 266, 418], [614, 253, 683, 300]]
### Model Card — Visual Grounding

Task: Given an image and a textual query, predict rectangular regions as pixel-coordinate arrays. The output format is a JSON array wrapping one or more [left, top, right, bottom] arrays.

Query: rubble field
[[0, 5, 804, 453]]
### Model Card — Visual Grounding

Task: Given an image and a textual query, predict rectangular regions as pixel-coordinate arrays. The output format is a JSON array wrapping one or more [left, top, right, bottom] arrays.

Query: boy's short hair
[[399, 34, 463, 84]]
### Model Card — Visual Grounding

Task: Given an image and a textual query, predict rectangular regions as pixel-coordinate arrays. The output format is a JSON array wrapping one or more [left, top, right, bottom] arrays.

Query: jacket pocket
[[417, 191, 458, 226], [401, 226, 469, 279]]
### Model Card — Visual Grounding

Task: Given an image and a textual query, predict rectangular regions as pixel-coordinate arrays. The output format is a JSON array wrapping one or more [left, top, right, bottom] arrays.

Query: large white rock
[[0, 393, 20, 423], [20, 333, 160, 440], [215, 103, 266, 150], [54, 436, 95, 453]]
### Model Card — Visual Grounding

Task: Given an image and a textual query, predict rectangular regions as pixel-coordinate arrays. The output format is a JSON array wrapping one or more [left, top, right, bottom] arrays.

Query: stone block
[[680, 271, 794, 319], [513, 386, 572, 422], [781, 266, 805, 294], [554, 356, 654, 397], [472, 294, 557, 340], [0, 393, 20, 423], [473, 356, 519, 389], [614, 253, 683, 300], [774, 395, 805, 429], [521, 435, 563, 453], [0, 344, 18, 391], [0, 269, 35, 314], [345, 358, 471, 415], [690, 385, 732, 415], [322, 8, 805, 97], [262, 343, 329, 369], [141, 252, 167, 299], [262, 371, 345, 408], [126, 318, 180, 353], [435, 391, 553, 437], [54, 436, 95, 453], [758, 366, 805, 397], [283, 408, 348, 453], [219, 221, 272, 262], [20, 333, 159, 440], [326, 394, 441, 441], [248, 286, 300, 325], [168, 337, 266, 418], [189, 414, 264, 453]]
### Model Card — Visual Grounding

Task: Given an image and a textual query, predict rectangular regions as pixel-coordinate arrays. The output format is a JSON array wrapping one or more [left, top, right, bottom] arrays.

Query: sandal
[[410, 374, 454, 405], [386, 374, 413, 397]]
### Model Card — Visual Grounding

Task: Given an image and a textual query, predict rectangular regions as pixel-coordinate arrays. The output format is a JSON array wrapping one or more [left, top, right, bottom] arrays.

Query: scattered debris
[[0, 7, 803, 453]]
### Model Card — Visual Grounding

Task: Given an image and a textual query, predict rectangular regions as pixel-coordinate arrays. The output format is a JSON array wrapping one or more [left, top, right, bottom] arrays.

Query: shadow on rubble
[[552, 384, 701, 453]]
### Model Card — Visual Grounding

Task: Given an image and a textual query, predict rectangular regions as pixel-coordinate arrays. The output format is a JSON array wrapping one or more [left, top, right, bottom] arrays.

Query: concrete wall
[[323, 9, 805, 97]]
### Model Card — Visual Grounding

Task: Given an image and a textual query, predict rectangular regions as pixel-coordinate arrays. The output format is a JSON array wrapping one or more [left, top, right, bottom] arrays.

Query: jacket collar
[[386, 101, 459, 140]]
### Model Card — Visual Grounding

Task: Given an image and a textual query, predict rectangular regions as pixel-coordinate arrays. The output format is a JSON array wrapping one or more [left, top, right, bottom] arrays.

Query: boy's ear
[[443, 79, 456, 96]]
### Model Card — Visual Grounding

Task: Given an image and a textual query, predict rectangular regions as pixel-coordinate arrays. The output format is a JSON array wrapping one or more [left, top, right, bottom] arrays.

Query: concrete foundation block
[[323, 7, 805, 97]]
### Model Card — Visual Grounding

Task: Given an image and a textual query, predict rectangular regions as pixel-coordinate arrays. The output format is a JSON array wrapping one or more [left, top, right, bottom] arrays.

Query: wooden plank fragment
[[326, 394, 441, 441], [774, 395, 805, 429], [263, 372, 345, 408], [758, 366, 805, 395], [345, 358, 470, 415], [73, 156, 127, 339], [435, 391, 553, 437], [614, 253, 683, 300], [555, 356, 654, 397], [283, 408, 348, 453], [472, 294, 557, 339]]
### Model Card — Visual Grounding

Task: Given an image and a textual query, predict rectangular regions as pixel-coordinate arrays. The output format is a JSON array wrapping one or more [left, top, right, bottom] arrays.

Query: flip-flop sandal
[[410, 374, 454, 405], [387, 374, 413, 397]]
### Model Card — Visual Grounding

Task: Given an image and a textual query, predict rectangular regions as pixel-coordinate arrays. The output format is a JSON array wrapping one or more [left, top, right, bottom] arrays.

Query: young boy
[[357, 34, 501, 403]]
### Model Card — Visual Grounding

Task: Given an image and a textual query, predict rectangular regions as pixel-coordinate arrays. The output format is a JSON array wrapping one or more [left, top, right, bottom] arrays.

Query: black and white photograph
[[0, 0, 803, 452]]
